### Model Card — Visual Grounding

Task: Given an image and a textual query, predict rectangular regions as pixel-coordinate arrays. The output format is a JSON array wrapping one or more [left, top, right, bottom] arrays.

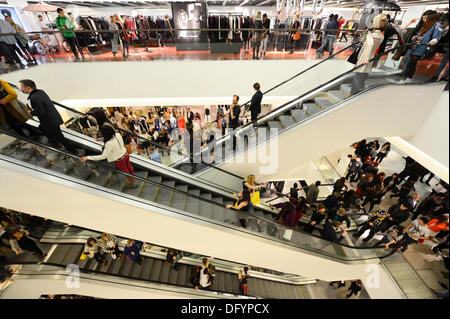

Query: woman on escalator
[[80, 124, 138, 188]]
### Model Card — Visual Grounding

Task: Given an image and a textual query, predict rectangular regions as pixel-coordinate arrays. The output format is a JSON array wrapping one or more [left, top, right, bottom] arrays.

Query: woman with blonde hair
[[113, 14, 130, 58], [109, 16, 121, 58]]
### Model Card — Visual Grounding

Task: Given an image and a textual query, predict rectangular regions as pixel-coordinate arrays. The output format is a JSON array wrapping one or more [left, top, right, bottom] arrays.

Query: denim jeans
[[260, 37, 269, 55], [316, 35, 336, 57]]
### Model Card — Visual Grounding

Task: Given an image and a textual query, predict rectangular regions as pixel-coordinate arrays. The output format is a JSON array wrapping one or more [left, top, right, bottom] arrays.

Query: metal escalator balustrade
[[171, 42, 440, 176], [0, 128, 396, 263]]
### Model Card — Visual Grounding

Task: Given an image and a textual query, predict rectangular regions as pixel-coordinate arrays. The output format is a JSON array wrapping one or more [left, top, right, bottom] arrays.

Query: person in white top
[[80, 125, 138, 187]]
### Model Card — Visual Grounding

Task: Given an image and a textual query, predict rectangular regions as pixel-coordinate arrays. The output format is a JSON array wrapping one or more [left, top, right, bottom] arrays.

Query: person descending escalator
[[238, 266, 250, 295], [80, 124, 138, 189], [84, 237, 106, 266], [124, 239, 143, 265]]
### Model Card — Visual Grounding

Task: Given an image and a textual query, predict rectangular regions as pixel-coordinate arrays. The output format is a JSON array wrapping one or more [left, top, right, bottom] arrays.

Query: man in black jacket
[[19, 79, 77, 153], [321, 220, 347, 243], [249, 82, 262, 126], [385, 202, 411, 229]]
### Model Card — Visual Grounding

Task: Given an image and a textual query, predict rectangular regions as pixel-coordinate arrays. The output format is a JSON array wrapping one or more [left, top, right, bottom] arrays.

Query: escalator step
[[171, 185, 188, 211], [258, 279, 271, 298], [279, 282, 294, 299], [211, 197, 224, 205], [314, 97, 334, 110], [269, 281, 284, 299], [278, 115, 296, 130], [156, 180, 175, 207], [75, 250, 91, 269], [149, 259, 163, 282], [68, 162, 93, 181], [167, 266, 178, 285], [215, 272, 226, 292], [123, 171, 148, 197], [176, 265, 189, 287], [249, 278, 263, 297], [108, 256, 125, 275], [139, 258, 154, 280], [51, 155, 76, 175], [159, 262, 171, 283], [327, 90, 346, 102], [185, 189, 201, 215], [287, 285, 302, 299], [85, 257, 100, 272], [109, 172, 128, 193], [119, 258, 134, 277], [290, 109, 308, 122], [129, 258, 145, 279]]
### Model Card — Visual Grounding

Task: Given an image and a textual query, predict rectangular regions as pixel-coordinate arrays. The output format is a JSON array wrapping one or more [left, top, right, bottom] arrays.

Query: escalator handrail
[[175, 41, 425, 168], [7, 82, 246, 182], [169, 42, 360, 152], [0, 128, 396, 258]]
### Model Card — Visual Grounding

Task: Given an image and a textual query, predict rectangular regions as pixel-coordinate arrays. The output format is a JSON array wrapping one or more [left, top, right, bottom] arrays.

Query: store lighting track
[[239, 0, 250, 6], [257, 0, 272, 6]]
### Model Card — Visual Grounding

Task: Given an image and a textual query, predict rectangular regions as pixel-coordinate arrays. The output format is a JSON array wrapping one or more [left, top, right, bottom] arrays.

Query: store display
[[171, 1, 208, 51]]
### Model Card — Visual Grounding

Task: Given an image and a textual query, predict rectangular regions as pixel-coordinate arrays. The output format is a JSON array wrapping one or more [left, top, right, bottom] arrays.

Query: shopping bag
[[250, 191, 260, 205], [79, 251, 87, 260], [234, 201, 239, 208], [293, 31, 301, 41], [347, 46, 360, 64]]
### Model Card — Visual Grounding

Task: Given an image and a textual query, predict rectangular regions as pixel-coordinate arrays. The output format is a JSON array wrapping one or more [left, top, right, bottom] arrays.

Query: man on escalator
[[19, 79, 78, 154]]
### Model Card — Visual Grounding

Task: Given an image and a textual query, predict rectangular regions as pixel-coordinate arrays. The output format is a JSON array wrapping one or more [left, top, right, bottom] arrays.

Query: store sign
[[0, 6, 25, 29]]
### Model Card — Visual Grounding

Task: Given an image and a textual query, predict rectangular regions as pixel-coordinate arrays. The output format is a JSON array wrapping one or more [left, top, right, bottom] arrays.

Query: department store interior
[[0, 0, 449, 303]]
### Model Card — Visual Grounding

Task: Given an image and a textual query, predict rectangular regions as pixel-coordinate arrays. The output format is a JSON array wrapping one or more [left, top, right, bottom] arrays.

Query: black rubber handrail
[[0, 129, 398, 260]]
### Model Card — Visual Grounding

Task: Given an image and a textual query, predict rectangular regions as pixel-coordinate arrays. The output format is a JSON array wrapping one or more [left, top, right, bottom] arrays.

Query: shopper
[[99, 233, 122, 260], [316, 14, 339, 58], [400, 217, 433, 252], [332, 177, 348, 197], [251, 12, 263, 59], [260, 14, 270, 57], [400, 11, 443, 83], [5, 16, 36, 64], [0, 79, 32, 136], [346, 280, 362, 298], [289, 13, 301, 54], [83, 237, 106, 266], [290, 183, 300, 200], [0, 18, 24, 70], [238, 266, 250, 295], [249, 83, 263, 125], [124, 239, 143, 265], [328, 207, 351, 230], [55, 8, 85, 62], [350, 14, 388, 95], [382, 173, 400, 196], [360, 184, 383, 213], [8, 229, 46, 258], [226, 189, 252, 228], [19, 79, 78, 153], [109, 16, 120, 58], [80, 124, 138, 187]]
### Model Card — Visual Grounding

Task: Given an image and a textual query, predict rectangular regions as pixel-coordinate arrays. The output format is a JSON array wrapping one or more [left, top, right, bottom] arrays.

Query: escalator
[[1, 45, 426, 280], [0, 126, 396, 281]]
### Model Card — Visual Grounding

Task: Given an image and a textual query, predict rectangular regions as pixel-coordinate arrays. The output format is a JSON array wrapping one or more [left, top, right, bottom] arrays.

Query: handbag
[[347, 46, 361, 64], [125, 143, 132, 154], [80, 251, 87, 260], [293, 31, 301, 41], [250, 191, 260, 205]]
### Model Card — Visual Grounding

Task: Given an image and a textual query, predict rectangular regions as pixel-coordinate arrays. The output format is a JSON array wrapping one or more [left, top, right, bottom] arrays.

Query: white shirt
[[87, 133, 127, 162], [408, 219, 433, 239]]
